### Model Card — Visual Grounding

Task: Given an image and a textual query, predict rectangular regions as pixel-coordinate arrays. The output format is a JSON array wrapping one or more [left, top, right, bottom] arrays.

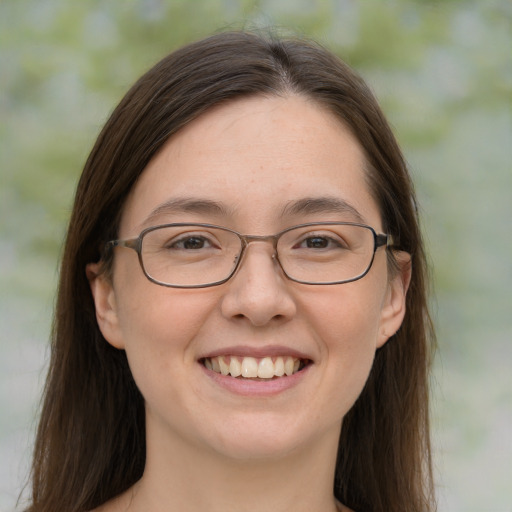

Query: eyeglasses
[[106, 222, 394, 288]]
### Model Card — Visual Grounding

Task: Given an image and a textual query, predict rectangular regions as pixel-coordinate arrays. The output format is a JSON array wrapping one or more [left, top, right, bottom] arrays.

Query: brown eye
[[168, 235, 214, 250], [181, 237, 207, 249], [305, 237, 329, 249], [294, 234, 345, 250]]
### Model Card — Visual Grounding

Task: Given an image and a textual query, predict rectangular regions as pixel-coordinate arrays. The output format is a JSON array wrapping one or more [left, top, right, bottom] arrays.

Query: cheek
[[113, 253, 216, 345], [118, 290, 216, 347], [114, 288, 222, 425], [299, 279, 386, 406], [321, 294, 379, 376], [113, 264, 220, 381], [304, 278, 385, 349]]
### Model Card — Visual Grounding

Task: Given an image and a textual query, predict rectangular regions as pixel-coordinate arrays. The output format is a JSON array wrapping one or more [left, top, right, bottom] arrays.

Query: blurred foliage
[[0, 0, 511, 509]]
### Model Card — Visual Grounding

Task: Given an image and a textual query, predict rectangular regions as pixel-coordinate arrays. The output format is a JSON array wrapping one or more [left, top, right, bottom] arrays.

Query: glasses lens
[[277, 224, 375, 284], [141, 225, 241, 287]]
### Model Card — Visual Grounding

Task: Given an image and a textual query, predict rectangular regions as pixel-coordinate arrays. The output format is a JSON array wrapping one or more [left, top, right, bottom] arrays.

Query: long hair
[[26, 31, 436, 512]]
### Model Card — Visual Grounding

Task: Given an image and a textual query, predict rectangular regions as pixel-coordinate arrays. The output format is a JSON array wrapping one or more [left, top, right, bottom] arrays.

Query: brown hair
[[26, 31, 436, 512]]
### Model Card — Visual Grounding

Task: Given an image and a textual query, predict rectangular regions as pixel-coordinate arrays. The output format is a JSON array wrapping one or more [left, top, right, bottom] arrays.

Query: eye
[[168, 234, 216, 250], [294, 234, 346, 250], [303, 236, 331, 249]]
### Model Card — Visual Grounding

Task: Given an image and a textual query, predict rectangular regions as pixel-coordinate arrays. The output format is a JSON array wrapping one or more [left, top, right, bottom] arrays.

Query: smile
[[201, 356, 310, 379]]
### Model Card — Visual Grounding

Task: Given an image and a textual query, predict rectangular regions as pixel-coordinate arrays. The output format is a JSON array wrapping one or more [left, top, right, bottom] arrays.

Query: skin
[[88, 94, 410, 512]]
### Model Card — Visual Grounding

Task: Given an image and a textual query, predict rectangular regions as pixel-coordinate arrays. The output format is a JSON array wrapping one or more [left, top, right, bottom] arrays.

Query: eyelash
[[294, 234, 347, 250], [167, 234, 216, 250]]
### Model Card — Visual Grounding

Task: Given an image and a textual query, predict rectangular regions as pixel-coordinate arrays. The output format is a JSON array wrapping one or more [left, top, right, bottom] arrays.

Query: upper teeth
[[204, 356, 302, 379]]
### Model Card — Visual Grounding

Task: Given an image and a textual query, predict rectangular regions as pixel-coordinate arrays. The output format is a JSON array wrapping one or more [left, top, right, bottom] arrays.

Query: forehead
[[120, 95, 381, 234]]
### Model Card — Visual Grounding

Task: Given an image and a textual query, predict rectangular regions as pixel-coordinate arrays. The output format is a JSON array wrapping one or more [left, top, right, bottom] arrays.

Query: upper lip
[[198, 345, 313, 361]]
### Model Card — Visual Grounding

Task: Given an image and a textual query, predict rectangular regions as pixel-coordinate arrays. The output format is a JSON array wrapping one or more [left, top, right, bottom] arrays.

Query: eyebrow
[[142, 197, 233, 226], [142, 195, 365, 227], [281, 196, 366, 223]]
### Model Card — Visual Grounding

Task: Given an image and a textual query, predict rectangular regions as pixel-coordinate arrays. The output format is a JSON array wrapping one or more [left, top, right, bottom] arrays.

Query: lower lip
[[199, 363, 312, 397]]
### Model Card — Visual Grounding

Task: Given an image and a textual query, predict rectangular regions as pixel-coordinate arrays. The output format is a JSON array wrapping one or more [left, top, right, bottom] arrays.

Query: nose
[[220, 242, 297, 327]]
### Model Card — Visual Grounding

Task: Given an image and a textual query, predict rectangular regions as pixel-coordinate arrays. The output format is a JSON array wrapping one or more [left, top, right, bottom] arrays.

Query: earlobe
[[86, 262, 125, 349], [377, 252, 412, 348]]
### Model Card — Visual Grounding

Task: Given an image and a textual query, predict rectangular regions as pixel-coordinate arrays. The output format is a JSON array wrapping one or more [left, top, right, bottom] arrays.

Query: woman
[[26, 31, 436, 512]]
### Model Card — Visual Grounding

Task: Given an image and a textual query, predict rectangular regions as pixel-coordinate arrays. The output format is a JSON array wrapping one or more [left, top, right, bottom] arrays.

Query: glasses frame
[[106, 222, 394, 288]]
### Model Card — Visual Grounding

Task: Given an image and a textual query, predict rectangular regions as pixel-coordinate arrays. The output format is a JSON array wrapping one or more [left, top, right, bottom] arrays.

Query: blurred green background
[[1, 0, 510, 510]]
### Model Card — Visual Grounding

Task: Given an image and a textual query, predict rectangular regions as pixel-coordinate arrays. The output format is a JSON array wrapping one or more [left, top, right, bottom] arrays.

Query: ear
[[86, 262, 125, 349], [377, 251, 412, 348]]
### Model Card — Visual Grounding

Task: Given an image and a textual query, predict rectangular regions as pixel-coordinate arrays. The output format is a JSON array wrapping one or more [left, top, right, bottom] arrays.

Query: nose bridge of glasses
[[240, 233, 279, 252], [236, 233, 280, 270]]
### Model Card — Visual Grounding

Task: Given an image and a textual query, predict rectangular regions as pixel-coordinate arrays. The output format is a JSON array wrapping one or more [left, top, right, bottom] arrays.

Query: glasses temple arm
[[376, 233, 397, 249]]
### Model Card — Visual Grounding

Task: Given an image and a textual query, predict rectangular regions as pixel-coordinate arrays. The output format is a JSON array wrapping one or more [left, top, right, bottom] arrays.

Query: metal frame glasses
[[106, 222, 394, 288]]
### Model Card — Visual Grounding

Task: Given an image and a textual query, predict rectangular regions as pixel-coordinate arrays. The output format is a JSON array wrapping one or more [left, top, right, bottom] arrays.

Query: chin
[[213, 435, 303, 462], [198, 413, 327, 462]]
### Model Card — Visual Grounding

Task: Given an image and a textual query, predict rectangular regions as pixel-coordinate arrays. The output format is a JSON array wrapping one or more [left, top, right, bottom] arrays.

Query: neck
[[125, 419, 342, 512]]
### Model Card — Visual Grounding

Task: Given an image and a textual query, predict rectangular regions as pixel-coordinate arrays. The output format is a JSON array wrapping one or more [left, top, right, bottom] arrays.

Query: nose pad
[[232, 242, 280, 279]]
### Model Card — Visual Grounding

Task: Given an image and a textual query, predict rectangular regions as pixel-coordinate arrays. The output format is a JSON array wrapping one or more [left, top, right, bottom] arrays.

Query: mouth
[[200, 355, 311, 380]]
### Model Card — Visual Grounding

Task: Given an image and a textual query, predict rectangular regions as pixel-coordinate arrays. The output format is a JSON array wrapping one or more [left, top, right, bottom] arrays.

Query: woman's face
[[89, 95, 409, 461]]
